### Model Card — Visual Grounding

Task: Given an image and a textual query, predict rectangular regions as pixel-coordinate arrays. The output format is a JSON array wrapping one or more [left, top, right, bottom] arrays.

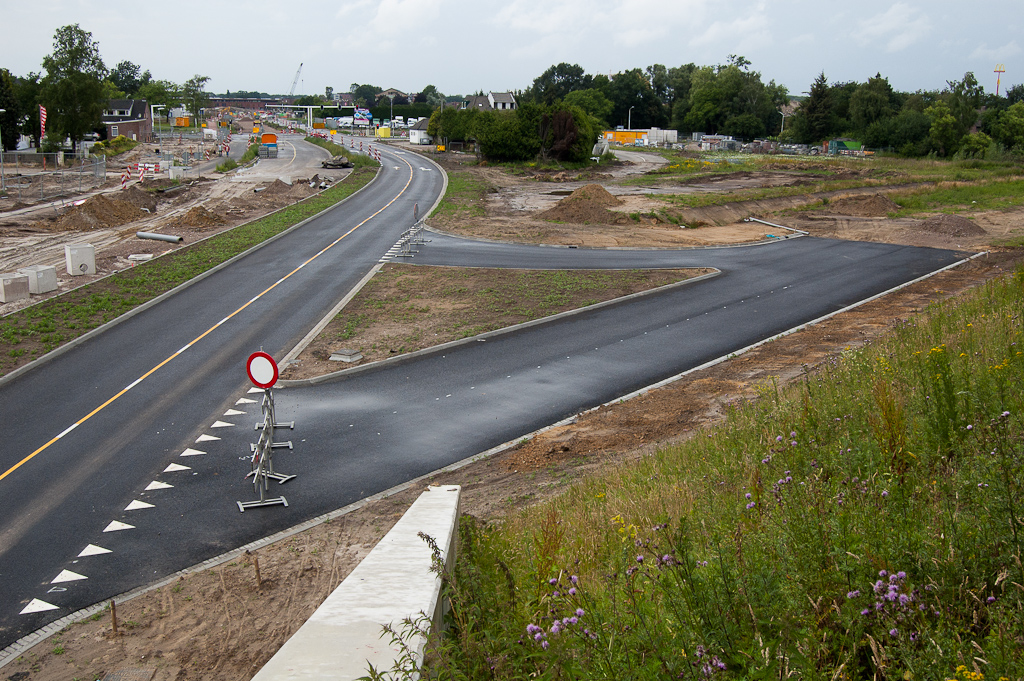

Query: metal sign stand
[[238, 352, 296, 512]]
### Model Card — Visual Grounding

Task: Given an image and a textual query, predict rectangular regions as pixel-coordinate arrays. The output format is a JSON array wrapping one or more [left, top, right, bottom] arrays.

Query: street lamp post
[[628, 105, 635, 131], [0, 108, 6, 192], [151, 105, 166, 146], [779, 110, 787, 135]]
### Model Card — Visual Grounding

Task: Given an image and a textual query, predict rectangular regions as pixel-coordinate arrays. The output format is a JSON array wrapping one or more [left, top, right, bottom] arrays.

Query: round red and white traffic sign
[[246, 351, 279, 389]]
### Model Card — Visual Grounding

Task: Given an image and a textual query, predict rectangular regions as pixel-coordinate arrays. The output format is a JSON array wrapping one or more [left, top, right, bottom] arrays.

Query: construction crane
[[289, 63, 303, 97]]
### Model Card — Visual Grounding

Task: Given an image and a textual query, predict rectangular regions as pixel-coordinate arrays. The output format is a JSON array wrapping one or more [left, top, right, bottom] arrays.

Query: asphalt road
[[0, 149, 966, 655], [0, 142, 443, 651]]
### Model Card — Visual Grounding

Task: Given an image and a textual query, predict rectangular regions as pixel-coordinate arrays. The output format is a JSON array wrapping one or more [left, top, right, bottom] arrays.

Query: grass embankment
[[303, 136, 380, 171], [426, 271, 1024, 679], [430, 168, 490, 222], [239, 142, 260, 165], [0, 158, 379, 377], [89, 135, 138, 157]]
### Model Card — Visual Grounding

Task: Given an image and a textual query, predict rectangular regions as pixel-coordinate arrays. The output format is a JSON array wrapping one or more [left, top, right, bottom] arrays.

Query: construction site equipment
[[288, 63, 303, 97]]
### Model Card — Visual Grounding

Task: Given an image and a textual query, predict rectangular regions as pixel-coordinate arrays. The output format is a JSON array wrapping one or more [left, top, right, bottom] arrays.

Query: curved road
[[0, 145, 965, 655], [0, 142, 443, 651]]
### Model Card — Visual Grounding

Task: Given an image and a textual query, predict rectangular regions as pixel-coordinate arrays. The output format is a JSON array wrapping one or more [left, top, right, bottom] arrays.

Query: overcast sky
[[2, 0, 1020, 101]]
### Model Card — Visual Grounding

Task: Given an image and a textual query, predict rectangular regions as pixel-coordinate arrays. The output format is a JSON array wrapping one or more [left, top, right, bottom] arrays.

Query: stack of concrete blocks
[[18, 265, 58, 295], [65, 243, 96, 276], [0, 272, 30, 303]]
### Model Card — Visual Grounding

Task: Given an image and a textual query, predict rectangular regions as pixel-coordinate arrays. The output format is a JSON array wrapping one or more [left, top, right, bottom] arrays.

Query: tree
[[607, 68, 664, 129], [563, 89, 613, 127], [136, 79, 180, 107], [526, 63, 592, 105], [1006, 84, 1024, 106], [352, 84, 381, 107], [14, 72, 42, 147], [994, 102, 1024, 150], [0, 69, 19, 151], [791, 72, 833, 144], [325, 86, 334, 101], [40, 24, 108, 151], [925, 100, 960, 156], [945, 72, 983, 137], [849, 73, 897, 132], [420, 85, 445, 108], [182, 74, 210, 118], [110, 60, 150, 96], [958, 131, 991, 158]]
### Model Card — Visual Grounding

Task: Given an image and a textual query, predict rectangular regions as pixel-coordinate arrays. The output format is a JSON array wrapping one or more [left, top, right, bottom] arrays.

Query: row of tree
[[0, 24, 210, 151], [515, 60, 1024, 157]]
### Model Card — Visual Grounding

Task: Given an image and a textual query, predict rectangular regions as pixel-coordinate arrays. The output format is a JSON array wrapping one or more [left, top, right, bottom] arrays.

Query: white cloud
[[856, 2, 932, 52], [969, 40, 1022, 61]]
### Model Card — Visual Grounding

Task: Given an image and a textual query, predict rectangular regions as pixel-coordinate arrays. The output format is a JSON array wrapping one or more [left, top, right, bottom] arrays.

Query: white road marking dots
[[51, 569, 87, 584], [223, 409, 245, 416], [196, 434, 220, 443], [164, 463, 191, 472], [236, 398, 257, 405], [180, 448, 205, 457], [211, 421, 234, 428], [145, 481, 173, 491], [103, 521, 134, 532], [125, 500, 154, 511], [20, 599, 59, 614], [78, 544, 112, 557]]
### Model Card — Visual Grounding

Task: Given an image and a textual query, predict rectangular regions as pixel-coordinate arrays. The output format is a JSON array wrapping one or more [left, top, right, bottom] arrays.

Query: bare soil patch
[[825, 193, 901, 217]]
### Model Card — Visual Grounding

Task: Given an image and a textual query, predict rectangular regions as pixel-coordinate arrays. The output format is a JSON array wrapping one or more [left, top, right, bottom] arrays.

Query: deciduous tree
[[40, 24, 108, 151], [0, 69, 19, 151], [182, 74, 210, 119]]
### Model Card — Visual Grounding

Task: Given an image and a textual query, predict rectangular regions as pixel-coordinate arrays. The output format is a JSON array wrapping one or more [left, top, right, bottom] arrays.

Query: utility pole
[[0, 108, 5, 191]]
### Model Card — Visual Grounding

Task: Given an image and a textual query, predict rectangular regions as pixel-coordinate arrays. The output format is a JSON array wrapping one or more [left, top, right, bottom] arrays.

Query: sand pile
[[917, 214, 985, 237], [260, 179, 293, 196], [175, 206, 226, 228], [539, 184, 625, 224], [119, 185, 158, 213], [825, 193, 900, 217], [40, 194, 145, 232]]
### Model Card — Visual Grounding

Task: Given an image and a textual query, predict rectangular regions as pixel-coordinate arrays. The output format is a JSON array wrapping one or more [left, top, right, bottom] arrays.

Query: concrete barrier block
[[0, 272, 30, 303], [251, 485, 461, 681], [18, 265, 58, 294], [65, 243, 96, 276]]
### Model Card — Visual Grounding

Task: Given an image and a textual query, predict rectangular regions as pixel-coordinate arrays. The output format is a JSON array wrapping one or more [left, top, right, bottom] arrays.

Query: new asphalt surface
[[0, 149, 965, 654]]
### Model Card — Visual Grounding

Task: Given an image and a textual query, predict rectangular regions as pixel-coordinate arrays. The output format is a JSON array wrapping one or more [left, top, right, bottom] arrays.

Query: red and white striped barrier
[[121, 170, 129, 189]]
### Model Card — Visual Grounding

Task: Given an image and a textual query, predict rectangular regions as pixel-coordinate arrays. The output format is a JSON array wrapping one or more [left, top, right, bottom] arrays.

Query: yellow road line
[[0, 151, 413, 484]]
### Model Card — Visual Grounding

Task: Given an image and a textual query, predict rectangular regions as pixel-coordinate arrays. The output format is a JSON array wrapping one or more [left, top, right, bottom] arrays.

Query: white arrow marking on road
[[211, 421, 234, 428], [164, 463, 191, 472], [78, 544, 112, 557], [20, 599, 59, 614], [51, 569, 87, 584], [236, 398, 257, 405], [196, 434, 220, 443], [125, 500, 154, 511], [145, 481, 173, 491], [247, 387, 262, 394], [103, 521, 134, 532], [224, 409, 245, 416], [180, 448, 205, 457]]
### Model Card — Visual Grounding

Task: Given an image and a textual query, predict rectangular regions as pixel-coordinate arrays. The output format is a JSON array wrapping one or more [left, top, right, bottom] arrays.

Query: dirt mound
[[119, 185, 158, 212], [917, 213, 986, 237], [174, 206, 226, 227], [539, 184, 626, 224], [38, 194, 146, 232], [825, 193, 900, 217], [260, 179, 294, 196]]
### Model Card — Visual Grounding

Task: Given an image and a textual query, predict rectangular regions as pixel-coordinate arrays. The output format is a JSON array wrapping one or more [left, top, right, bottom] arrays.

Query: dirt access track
[[4, 148, 1024, 681]]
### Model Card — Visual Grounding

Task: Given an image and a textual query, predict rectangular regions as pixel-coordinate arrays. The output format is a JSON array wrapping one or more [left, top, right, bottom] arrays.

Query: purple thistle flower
[[745, 492, 752, 499], [568, 587, 577, 596], [1002, 411, 1010, 417], [549, 578, 558, 585], [899, 594, 910, 605], [776, 435, 783, 442], [861, 608, 871, 616], [987, 596, 996, 603], [551, 621, 562, 634], [896, 571, 906, 580], [636, 554, 644, 563], [874, 580, 885, 594], [527, 624, 540, 634], [534, 632, 544, 641], [552, 591, 560, 597], [746, 501, 756, 509], [791, 440, 797, 446], [966, 424, 973, 431], [567, 616, 577, 624], [790, 431, 796, 437], [570, 575, 578, 584], [847, 590, 860, 599], [889, 628, 898, 637], [576, 608, 585, 617], [541, 640, 549, 649], [881, 490, 889, 497]]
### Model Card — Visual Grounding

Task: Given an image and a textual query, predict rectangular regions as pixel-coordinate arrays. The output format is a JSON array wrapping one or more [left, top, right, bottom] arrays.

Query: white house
[[409, 118, 432, 145]]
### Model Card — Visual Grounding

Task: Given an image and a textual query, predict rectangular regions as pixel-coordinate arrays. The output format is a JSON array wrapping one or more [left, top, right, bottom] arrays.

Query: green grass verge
[[431, 269, 1024, 679], [302, 136, 379, 171], [888, 178, 1024, 216], [216, 159, 239, 173], [430, 169, 490, 220], [239, 143, 260, 164], [0, 162, 379, 377], [90, 135, 139, 157]]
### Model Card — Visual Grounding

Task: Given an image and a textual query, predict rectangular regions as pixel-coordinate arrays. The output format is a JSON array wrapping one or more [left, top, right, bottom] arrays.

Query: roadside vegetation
[[301, 136, 382, 171], [239, 142, 260, 165], [416, 269, 1024, 680], [0, 155, 379, 377], [89, 134, 138, 157]]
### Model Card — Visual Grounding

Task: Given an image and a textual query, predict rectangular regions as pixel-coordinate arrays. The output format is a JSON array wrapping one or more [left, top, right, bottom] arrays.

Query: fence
[[1, 156, 107, 204]]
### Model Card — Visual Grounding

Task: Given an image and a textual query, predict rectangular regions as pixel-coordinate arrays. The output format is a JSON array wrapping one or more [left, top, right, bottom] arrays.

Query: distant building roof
[[411, 118, 430, 130], [490, 92, 516, 105], [102, 99, 149, 122]]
